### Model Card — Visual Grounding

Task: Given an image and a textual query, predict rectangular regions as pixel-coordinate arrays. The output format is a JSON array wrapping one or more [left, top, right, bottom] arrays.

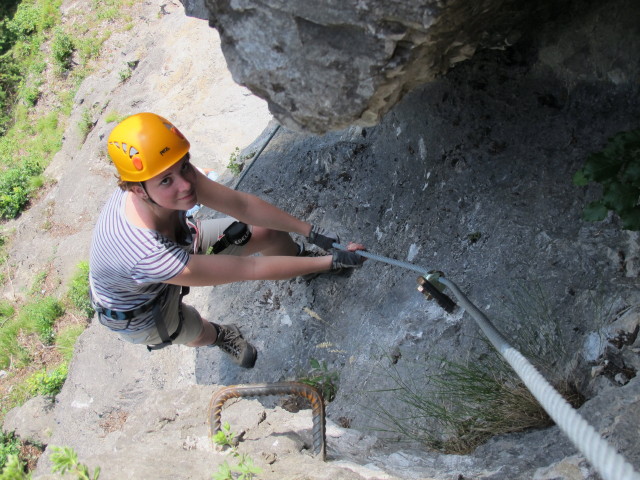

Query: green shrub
[[51, 27, 74, 73], [75, 35, 104, 66], [0, 300, 15, 323], [92, 0, 119, 21], [0, 453, 27, 479], [0, 159, 43, 219], [118, 68, 131, 82], [67, 261, 93, 319], [212, 423, 261, 480], [0, 55, 21, 134], [0, 431, 21, 472], [7, 2, 40, 40], [26, 363, 67, 397], [574, 128, 640, 230], [20, 84, 40, 107], [29, 272, 46, 296], [33, 110, 63, 158]]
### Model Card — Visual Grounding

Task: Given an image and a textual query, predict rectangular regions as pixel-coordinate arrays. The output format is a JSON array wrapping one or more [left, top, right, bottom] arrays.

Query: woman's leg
[[242, 226, 298, 256], [186, 318, 217, 347]]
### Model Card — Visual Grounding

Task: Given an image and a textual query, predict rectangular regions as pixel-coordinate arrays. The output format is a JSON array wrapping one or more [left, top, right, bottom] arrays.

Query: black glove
[[331, 250, 365, 270], [307, 225, 339, 251]]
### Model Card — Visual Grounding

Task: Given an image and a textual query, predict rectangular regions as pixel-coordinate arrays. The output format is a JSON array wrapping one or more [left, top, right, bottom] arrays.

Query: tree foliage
[[574, 129, 640, 230]]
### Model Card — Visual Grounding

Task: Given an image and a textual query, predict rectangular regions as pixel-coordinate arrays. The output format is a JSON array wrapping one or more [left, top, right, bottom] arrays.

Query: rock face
[[2, 0, 640, 479], [183, 0, 557, 133]]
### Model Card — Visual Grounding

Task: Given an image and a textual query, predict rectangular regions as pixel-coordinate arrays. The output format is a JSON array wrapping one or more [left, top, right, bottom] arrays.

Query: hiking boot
[[210, 323, 257, 368]]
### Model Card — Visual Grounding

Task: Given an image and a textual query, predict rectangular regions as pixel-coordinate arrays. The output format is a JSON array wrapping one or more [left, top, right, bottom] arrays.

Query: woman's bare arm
[[164, 253, 333, 287], [194, 170, 312, 237]]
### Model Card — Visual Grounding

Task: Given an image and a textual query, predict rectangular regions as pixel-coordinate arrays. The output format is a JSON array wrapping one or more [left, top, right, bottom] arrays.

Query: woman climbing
[[89, 112, 366, 368]]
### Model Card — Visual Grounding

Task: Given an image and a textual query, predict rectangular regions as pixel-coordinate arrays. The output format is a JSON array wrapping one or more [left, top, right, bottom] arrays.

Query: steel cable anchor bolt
[[417, 271, 457, 313]]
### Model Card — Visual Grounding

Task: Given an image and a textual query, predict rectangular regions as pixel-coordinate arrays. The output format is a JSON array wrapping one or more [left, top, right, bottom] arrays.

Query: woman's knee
[[246, 227, 296, 255]]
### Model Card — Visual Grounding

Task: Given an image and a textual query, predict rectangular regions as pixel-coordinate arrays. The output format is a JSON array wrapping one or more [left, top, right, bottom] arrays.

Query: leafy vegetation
[[66, 261, 93, 320], [0, 0, 135, 221], [226, 147, 244, 175], [55, 324, 85, 362], [226, 148, 255, 176], [26, 363, 67, 397], [0, 431, 20, 472], [0, 160, 43, 219], [298, 358, 339, 402], [77, 108, 94, 142], [50, 446, 100, 480], [574, 128, 640, 230], [104, 111, 125, 124], [0, 445, 100, 480], [0, 0, 138, 441], [51, 27, 74, 73], [212, 422, 261, 480]]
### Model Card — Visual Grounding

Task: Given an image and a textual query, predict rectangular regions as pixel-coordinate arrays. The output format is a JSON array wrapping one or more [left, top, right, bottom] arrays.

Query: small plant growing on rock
[[26, 363, 68, 397], [212, 422, 261, 480], [212, 422, 237, 449], [298, 358, 339, 402], [78, 108, 94, 142], [50, 446, 100, 480], [227, 147, 244, 175]]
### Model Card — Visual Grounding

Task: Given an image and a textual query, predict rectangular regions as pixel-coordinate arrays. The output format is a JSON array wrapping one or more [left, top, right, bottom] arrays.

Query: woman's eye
[[160, 177, 171, 185]]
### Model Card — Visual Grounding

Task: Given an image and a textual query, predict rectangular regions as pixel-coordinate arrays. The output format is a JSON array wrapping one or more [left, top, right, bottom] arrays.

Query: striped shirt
[[89, 189, 192, 332]]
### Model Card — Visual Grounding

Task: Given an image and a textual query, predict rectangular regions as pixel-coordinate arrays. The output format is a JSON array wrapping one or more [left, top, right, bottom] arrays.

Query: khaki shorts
[[119, 217, 252, 346]]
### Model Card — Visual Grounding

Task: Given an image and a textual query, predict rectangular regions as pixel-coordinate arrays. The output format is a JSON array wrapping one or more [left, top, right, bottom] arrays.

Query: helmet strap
[[139, 182, 159, 206]]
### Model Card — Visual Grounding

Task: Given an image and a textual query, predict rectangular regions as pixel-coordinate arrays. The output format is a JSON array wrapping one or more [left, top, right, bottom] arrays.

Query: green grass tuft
[[17, 297, 64, 345]]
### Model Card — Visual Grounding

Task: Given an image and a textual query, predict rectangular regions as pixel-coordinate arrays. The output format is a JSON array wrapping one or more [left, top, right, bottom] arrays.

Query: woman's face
[[143, 156, 197, 211]]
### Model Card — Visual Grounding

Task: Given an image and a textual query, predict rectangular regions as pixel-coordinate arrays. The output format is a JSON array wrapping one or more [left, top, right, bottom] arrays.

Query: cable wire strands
[[208, 381, 327, 460], [333, 243, 640, 480], [439, 277, 640, 480]]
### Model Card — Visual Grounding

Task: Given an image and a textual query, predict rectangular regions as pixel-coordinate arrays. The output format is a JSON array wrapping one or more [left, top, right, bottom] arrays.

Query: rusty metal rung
[[208, 381, 326, 461]]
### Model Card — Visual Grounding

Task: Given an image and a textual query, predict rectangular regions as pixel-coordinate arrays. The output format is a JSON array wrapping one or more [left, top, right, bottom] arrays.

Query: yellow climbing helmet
[[107, 112, 190, 182]]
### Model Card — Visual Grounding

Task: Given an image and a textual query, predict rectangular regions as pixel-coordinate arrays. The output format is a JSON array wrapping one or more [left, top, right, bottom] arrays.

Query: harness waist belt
[[94, 301, 155, 321]]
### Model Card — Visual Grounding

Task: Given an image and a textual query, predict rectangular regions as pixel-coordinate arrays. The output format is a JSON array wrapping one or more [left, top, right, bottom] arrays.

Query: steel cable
[[333, 243, 640, 480]]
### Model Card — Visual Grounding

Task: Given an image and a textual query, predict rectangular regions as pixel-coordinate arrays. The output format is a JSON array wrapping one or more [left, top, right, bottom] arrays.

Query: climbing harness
[[332, 243, 640, 480], [92, 285, 190, 351], [209, 382, 326, 460]]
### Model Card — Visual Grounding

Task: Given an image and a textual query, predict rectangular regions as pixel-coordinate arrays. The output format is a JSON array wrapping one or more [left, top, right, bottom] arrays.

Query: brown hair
[[117, 176, 139, 191]]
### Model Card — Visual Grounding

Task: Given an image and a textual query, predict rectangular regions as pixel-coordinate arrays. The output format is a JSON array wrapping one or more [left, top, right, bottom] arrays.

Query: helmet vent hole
[[129, 146, 139, 158]]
